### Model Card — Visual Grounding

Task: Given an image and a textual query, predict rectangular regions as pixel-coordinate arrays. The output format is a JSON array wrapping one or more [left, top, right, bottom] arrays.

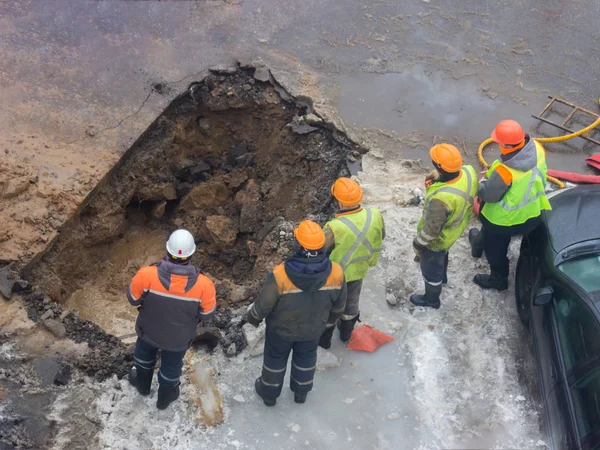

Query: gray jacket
[[478, 136, 539, 203]]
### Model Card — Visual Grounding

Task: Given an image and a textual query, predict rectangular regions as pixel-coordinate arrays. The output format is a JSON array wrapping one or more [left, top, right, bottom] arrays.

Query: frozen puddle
[[55, 151, 545, 450]]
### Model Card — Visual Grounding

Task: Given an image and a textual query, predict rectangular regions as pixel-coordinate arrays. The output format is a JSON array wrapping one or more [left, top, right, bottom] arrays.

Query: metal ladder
[[532, 96, 600, 146]]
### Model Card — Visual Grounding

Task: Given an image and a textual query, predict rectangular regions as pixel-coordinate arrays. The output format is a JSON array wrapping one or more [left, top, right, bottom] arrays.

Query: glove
[[425, 169, 440, 187], [412, 237, 426, 262]]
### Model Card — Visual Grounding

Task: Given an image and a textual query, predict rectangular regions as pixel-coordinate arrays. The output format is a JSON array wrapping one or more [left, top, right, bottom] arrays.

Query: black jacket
[[248, 253, 347, 341]]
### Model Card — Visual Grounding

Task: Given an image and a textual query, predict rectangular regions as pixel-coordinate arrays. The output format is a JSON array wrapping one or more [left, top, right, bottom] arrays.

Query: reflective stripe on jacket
[[325, 208, 384, 282], [417, 165, 478, 252], [128, 259, 216, 352], [249, 261, 347, 341], [481, 140, 551, 226]]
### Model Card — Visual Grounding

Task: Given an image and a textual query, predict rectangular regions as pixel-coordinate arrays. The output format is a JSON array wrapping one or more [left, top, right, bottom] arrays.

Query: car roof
[[543, 185, 600, 254]]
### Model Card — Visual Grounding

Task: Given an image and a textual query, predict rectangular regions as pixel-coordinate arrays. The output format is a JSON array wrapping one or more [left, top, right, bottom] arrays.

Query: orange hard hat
[[331, 177, 363, 207], [294, 220, 326, 250], [491, 120, 525, 146], [429, 143, 463, 173]]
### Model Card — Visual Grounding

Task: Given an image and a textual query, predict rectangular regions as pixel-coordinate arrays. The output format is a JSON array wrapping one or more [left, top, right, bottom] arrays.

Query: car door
[[550, 285, 600, 449], [530, 273, 561, 406]]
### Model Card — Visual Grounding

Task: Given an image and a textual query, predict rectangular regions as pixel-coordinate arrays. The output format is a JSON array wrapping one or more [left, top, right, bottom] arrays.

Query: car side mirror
[[533, 286, 553, 306]]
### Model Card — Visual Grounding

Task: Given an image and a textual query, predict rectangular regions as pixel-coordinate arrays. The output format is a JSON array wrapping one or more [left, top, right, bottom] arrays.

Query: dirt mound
[[21, 65, 363, 360]]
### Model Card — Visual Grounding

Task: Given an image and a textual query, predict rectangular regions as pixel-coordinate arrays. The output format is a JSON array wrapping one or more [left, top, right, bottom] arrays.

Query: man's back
[[128, 258, 216, 352]]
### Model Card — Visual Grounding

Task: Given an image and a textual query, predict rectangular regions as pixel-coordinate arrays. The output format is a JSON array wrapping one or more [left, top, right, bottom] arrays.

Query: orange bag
[[347, 325, 394, 352]]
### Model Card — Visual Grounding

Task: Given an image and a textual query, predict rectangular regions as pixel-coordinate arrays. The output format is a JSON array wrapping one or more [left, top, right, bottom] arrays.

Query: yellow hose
[[478, 115, 600, 189]]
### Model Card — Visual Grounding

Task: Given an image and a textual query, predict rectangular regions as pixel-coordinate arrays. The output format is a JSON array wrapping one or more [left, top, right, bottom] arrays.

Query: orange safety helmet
[[491, 120, 526, 154], [429, 143, 463, 173], [294, 220, 326, 250], [331, 177, 363, 207]]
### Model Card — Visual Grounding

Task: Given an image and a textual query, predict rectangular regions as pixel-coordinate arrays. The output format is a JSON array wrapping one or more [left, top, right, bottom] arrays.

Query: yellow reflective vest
[[325, 208, 384, 282], [417, 165, 478, 252], [482, 141, 551, 226]]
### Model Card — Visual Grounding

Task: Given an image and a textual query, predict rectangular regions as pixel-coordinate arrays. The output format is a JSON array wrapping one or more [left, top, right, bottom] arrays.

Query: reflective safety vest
[[481, 141, 551, 227], [418, 165, 478, 252], [325, 208, 384, 282]]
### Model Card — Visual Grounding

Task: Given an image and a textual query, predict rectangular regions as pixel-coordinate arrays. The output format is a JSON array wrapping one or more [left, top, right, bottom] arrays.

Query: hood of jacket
[[157, 257, 201, 290], [501, 136, 538, 172], [284, 252, 332, 293]]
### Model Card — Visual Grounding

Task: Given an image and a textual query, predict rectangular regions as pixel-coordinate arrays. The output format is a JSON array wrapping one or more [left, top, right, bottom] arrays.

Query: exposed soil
[[22, 65, 359, 357]]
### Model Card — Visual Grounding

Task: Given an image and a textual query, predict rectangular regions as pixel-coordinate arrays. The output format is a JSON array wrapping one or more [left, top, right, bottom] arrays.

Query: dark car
[[516, 185, 600, 450]]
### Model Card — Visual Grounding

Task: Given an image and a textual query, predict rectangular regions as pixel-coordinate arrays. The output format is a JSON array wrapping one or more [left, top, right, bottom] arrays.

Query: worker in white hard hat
[[126, 229, 216, 410]]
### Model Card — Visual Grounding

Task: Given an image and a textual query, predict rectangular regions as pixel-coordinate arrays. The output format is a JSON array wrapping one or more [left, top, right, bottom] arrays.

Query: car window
[[554, 294, 600, 370], [559, 254, 600, 300], [571, 366, 600, 440]]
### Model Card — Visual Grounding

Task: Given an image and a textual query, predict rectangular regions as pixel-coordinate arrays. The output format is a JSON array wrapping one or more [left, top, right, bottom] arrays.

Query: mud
[[22, 65, 357, 358]]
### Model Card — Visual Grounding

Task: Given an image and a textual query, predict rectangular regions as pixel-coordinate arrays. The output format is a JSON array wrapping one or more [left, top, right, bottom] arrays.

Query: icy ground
[[51, 153, 546, 450]]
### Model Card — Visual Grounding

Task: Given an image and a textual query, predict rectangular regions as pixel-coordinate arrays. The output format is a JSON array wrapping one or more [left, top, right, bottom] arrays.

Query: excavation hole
[[25, 66, 362, 348]]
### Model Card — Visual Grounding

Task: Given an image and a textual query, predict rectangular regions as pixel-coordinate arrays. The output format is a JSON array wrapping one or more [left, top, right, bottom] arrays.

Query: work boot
[[255, 377, 276, 407], [128, 366, 153, 396], [469, 228, 484, 258], [473, 269, 508, 291], [410, 282, 442, 309], [319, 325, 335, 349], [156, 383, 180, 410], [338, 314, 360, 343], [294, 392, 308, 404]]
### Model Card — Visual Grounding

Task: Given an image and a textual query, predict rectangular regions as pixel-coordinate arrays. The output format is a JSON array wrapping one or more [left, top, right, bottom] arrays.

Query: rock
[[176, 160, 211, 183], [59, 310, 70, 321], [205, 215, 238, 247], [1, 178, 30, 199], [27, 308, 38, 322], [0, 267, 15, 300], [176, 182, 193, 198], [317, 347, 341, 371], [43, 319, 67, 338], [40, 309, 55, 321], [226, 343, 237, 357], [12, 279, 32, 293], [192, 326, 222, 349], [256, 216, 284, 242], [289, 120, 319, 135], [385, 292, 399, 307], [161, 184, 177, 200], [34, 358, 60, 386], [30, 289, 44, 302], [227, 143, 254, 167], [151, 201, 167, 219], [179, 181, 230, 212], [242, 322, 266, 357], [253, 67, 271, 82], [229, 284, 250, 304], [209, 64, 238, 75], [54, 364, 72, 386], [233, 394, 246, 403], [235, 180, 262, 233]]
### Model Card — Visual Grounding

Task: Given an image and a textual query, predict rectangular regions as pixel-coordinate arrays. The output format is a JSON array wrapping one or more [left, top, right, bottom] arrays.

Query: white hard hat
[[166, 229, 196, 258]]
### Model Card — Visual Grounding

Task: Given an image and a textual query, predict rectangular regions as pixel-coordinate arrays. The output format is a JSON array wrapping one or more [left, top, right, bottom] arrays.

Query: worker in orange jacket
[[127, 229, 216, 410]]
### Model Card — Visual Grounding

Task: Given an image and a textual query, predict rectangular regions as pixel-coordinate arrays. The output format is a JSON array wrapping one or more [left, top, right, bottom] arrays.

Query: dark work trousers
[[419, 248, 448, 286], [134, 338, 187, 387], [481, 214, 542, 278], [342, 279, 363, 320], [259, 327, 319, 400]]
